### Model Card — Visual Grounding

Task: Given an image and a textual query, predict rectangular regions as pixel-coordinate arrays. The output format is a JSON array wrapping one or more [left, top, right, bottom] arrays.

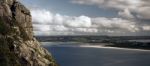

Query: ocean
[[42, 42, 150, 66]]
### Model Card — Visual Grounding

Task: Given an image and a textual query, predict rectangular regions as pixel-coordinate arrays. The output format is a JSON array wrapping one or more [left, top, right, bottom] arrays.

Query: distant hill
[[35, 35, 150, 42]]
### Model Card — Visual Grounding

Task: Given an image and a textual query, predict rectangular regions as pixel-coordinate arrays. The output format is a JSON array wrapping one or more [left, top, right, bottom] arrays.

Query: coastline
[[41, 42, 150, 52], [78, 45, 150, 52]]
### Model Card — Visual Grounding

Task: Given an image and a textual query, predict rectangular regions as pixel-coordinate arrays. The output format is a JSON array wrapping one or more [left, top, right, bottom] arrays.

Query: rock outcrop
[[0, 0, 57, 66]]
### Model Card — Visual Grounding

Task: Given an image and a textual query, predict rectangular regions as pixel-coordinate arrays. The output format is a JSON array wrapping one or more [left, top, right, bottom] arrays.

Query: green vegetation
[[0, 19, 7, 34], [45, 54, 52, 61], [19, 26, 27, 40], [72, 37, 88, 42], [44, 55, 58, 66], [0, 17, 28, 40], [0, 36, 21, 66]]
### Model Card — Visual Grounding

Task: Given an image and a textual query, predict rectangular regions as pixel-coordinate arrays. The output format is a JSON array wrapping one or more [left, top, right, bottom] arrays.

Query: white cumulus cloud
[[71, 0, 150, 20], [65, 16, 92, 28], [31, 9, 144, 36], [31, 9, 53, 24], [142, 26, 150, 31]]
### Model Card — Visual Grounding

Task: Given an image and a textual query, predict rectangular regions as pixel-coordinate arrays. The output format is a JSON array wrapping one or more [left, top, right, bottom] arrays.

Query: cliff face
[[0, 0, 57, 66]]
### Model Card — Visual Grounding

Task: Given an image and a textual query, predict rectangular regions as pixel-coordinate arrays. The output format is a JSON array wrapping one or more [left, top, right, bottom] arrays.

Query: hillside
[[0, 0, 57, 66]]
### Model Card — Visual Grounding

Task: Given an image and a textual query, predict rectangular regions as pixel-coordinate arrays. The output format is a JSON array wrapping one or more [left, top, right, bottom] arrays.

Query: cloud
[[31, 9, 53, 24], [142, 26, 150, 31], [73, 28, 98, 33], [136, 7, 150, 19], [71, 0, 150, 20], [53, 14, 64, 25], [71, 0, 141, 9], [30, 9, 147, 36], [64, 16, 92, 28], [92, 17, 139, 32], [118, 8, 134, 19], [33, 24, 68, 32], [33, 24, 51, 31]]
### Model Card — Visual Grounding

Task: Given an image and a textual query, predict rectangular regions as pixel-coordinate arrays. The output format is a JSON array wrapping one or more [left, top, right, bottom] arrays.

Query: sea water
[[42, 42, 150, 66]]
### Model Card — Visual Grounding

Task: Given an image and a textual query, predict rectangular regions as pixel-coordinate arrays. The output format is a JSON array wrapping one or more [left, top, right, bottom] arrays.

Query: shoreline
[[42, 42, 150, 52], [78, 45, 150, 51]]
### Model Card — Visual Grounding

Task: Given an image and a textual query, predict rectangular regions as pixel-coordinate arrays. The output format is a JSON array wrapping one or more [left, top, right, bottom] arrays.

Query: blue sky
[[20, 0, 150, 36], [21, 0, 118, 17]]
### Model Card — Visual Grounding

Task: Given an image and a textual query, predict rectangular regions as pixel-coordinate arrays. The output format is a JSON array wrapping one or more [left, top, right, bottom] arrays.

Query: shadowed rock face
[[0, 0, 57, 66]]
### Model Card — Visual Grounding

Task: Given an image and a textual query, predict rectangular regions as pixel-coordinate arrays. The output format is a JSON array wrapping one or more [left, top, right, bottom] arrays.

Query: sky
[[20, 0, 150, 36]]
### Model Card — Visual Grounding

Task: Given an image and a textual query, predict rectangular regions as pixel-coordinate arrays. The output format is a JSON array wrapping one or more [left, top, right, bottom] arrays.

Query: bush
[[0, 18, 10, 35]]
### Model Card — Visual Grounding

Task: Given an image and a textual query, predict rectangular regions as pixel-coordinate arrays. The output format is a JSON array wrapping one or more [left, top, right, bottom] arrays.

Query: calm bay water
[[42, 42, 150, 66]]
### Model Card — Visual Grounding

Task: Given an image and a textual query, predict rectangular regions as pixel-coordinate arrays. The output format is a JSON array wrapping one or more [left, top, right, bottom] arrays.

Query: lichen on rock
[[0, 0, 57, 66]]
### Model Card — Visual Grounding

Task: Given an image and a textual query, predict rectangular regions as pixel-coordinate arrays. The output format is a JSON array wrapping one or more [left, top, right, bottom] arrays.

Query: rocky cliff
[[0, 0, 57, 66]]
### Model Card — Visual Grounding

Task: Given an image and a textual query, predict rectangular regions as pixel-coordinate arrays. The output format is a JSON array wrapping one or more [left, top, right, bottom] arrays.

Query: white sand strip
[[78, 45, 150, 52]]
